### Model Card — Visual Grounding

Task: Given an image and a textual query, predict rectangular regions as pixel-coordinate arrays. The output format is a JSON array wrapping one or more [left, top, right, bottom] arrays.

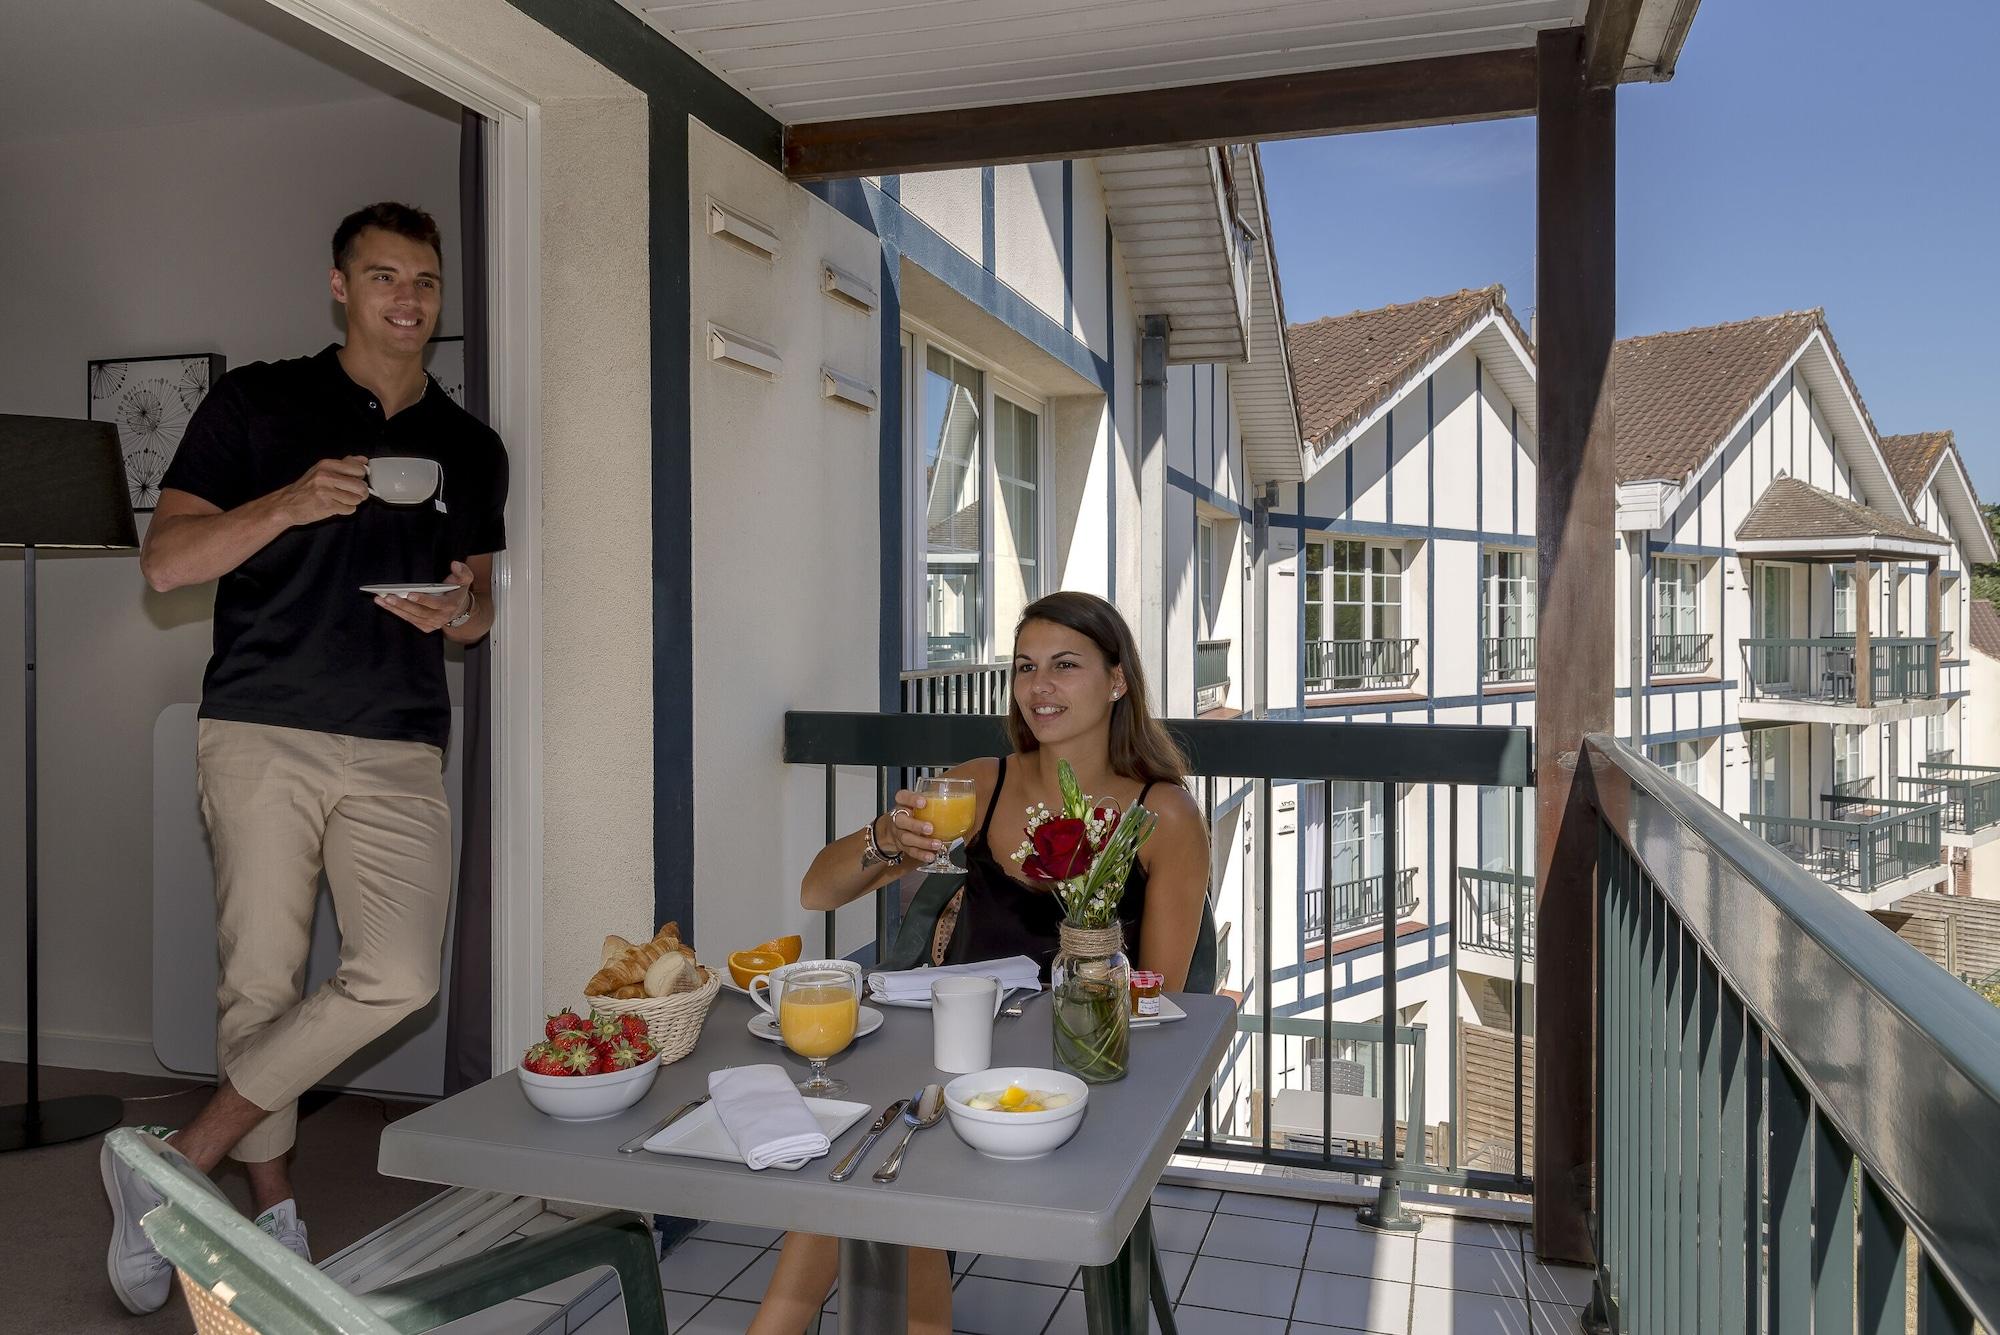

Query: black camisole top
[[941, 756, 1156, 984]]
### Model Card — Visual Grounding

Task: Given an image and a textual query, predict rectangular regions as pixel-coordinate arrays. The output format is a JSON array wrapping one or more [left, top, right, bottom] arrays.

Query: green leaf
[[1058, 758, 1087, 818]]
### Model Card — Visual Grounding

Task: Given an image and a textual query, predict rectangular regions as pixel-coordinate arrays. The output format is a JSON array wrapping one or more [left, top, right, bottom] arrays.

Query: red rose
[[1021, 817, 1095, 881]]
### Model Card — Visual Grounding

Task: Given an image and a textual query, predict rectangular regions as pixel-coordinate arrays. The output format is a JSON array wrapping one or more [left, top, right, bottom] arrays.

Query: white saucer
[[362, 583, 462, 597], [1129, 995, 1188, 1028], [748, 1005, 884, 1043]]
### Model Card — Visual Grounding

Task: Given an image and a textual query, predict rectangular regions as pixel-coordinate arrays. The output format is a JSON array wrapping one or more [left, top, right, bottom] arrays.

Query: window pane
[[924, 349, 983, 665], [993, 397, 1039, 636]]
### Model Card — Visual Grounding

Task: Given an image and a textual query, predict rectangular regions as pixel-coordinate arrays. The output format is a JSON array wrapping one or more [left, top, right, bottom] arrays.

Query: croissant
[[585, 936, 683, 995], [601, 934, 636, 966], [609, 983, 646, 999]]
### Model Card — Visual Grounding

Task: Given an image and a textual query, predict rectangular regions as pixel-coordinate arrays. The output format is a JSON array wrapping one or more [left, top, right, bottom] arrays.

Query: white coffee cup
[[931, 975, 1004, 1074], [748, 958, 864, 1018], [367, 455, 442, 505]]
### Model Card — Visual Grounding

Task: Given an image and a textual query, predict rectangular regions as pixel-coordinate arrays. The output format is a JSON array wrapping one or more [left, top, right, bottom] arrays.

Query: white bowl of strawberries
[[517, 1009, 662, 1122]]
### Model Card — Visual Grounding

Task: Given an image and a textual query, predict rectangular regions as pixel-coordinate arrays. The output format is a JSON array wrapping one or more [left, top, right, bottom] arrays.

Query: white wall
[[0, 92, 464, 1071]]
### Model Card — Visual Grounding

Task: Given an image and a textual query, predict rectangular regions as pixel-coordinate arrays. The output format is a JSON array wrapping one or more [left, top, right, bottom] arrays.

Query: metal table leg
[[1081, 1206, 1166, 1334], [839, 1238, 907, 1335]]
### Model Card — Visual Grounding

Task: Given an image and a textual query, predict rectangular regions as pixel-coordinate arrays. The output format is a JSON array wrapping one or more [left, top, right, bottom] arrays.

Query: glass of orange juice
[[914, 776, 976, 875], [778, 966, 861, 1095]]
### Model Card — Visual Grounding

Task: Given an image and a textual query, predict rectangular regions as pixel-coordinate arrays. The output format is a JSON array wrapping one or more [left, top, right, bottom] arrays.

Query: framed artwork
[[425, 335, 467, 409], [87, 353, 225, 511]]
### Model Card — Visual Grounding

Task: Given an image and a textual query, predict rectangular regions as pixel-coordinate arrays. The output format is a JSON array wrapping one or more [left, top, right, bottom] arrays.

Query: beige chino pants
[[196, 719, 451, 1162]]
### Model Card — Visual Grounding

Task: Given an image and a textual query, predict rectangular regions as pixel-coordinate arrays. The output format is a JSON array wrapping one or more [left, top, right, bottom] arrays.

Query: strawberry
[[521, 1042, 567, 1076], [596, 1037, 647, 1071], [587, 1011, 626, 1044], [544, 1008, 588, 1041], [547, 1035, 598, 1076], [615, 1014, 650, 1044], [629, 1036, 656, 1063]]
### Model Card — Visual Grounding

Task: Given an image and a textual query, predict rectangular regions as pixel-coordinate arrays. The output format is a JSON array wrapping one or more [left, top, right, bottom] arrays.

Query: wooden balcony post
[[1855, 559, 1873, 709], [1139, 315, 1170, 700], [1533, 25, 1614, 1266], [1927, 556, 1942, 682]]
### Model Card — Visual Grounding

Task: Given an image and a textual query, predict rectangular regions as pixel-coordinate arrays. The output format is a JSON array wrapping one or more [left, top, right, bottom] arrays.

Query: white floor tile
[[1524, 1259, 1595, 1307], [967, 1252, 1079, 1287], [674, 1297, 761, 1332], [1314, 1203, 1367, 1232], [663, 1289, 710, 1327], [1197, 1211, 1312, 1268], [1302, 1223, 1416, 1281], [1151, 1203, 1218, 1253], [1410, 1215, 1523, 1252], [1041, 1288, 1162, 1335], [1289, 1268, 1411, 1333], [568, 1292, 624, 1334], [1531, 1302, 1586, 1334], [1153, 1184, 1225, 1212], [520, 1269, 613, 1308], [1166, 1306, 1290, 1334], [1413, 1239, 1529, 1299], [1158, 1248, 1195, 1303], [1179, 1256, 1300, 1319], [718, 1248, 782, 1303], [1217, 1191, 1319, 1224], [945, 1273, 1067, 1335], [695, 1220, 785, 1250], [659, 1239, 765, 1297], [1409, 1286, 1531, 1334]]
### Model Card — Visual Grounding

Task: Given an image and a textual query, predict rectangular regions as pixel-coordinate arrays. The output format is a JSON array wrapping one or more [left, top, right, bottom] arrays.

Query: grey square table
[[379, 989, 1235, 1333]]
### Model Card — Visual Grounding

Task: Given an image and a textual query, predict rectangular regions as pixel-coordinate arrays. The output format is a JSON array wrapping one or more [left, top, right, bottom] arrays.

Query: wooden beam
[[1856, 559, 1873, 709], [782, 48, 1538, 181], [1533, 26, 1615, 1269], [1583, 0, 1647, 88]]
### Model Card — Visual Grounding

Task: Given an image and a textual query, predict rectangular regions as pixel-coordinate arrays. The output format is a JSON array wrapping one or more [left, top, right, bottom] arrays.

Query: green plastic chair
[[107, 1128, 669, 1334]]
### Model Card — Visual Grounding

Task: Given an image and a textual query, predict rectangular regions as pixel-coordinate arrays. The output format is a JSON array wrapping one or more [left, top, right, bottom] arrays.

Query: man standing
[[103, 202, 507, 1313]]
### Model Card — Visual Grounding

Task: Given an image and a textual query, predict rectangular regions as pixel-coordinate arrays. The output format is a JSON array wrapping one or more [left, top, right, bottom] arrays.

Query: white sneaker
[[255, 1198, 312, 1265], [99, 1125, 181, 1314]]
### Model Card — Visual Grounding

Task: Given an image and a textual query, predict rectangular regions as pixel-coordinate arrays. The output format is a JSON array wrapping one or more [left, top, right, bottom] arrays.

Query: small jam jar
[[1129, 970, 1164, 1018]]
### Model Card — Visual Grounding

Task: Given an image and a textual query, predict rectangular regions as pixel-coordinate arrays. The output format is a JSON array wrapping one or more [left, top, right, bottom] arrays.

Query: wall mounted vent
[[821, 367, 877, 413], [820, 262, 877, 313], [706, 198, 779, 260], [707, 325, 780, 378]]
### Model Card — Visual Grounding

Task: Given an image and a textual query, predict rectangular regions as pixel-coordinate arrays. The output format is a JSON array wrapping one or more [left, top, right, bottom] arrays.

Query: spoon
[[871, 1083, 946, 1183]]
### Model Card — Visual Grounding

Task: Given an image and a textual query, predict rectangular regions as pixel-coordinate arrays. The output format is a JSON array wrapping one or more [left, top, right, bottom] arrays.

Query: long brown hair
[[1004, 591, 1188, 786]]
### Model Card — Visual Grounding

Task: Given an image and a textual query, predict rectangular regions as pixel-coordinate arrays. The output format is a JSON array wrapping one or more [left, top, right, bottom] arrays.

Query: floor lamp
[[0, 413, 138, 1152]]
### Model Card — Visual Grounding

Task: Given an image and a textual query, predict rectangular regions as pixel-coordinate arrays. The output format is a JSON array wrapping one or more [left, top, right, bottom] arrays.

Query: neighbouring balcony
[[1899, 762, 2000, 839], [1305, 637, 1419, 694], [1304, 865, 1419, 943], [1457, 867, 1535, 962], [1649, 630, 1714, 675], [1739, 636, 1939, 717], [1195, 638, 1231, 714], [1741, 792, 1945, 906], [1480, 635, 1536, 685], [900, 661, 1010, 715]]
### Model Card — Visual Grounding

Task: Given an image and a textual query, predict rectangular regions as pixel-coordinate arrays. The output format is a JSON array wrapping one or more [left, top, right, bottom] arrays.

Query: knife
[[828, 1098, 908, 1181], [617, 1095, 710, 1154]]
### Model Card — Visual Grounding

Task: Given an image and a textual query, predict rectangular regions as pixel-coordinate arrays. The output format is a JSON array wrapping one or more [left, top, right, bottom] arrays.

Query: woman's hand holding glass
[[882, 778, 977, 876]]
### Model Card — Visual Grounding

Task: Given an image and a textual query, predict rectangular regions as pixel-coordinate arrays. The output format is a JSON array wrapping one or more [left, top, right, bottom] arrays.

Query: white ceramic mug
[[748, 958, 864, 1018], [930, 975, 1004, 1074], [367, 455, 442, 505]]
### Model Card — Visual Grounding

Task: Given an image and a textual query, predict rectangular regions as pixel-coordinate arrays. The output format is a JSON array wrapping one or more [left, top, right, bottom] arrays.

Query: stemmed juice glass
[[778, 967, 861, 1096], [915, 776, 976, 875]]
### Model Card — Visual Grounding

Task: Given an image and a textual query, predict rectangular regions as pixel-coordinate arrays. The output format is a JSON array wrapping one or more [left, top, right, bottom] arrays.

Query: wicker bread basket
[[586, 966, 722, 1065]]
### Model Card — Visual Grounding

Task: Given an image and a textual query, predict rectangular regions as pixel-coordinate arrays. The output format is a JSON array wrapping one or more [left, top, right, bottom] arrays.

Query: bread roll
[[643, 950, 698, 998]]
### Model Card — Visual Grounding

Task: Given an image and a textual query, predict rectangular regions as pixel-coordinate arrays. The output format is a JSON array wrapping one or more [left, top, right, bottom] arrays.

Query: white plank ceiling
[[1097, 149, 1249, 365], [618, 0, 1591, 124]]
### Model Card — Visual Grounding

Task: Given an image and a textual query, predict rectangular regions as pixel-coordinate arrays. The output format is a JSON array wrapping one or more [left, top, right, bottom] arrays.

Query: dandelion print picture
[[87, 353, 225, 511], [425, 336, 467, 409]]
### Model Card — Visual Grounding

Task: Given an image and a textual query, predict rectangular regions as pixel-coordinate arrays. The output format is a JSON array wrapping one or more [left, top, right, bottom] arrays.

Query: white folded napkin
[[865, 955, 1042, 1003], [707, 1064, 830, 1171]]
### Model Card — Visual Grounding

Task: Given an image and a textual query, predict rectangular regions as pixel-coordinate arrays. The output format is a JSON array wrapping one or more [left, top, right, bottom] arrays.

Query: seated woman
[[747, 591, 1211, 1335]]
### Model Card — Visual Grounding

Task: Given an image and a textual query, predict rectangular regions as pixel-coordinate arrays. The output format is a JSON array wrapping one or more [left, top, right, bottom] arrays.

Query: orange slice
[[728, 949, 785, 989], [757, 934, 803, 965]]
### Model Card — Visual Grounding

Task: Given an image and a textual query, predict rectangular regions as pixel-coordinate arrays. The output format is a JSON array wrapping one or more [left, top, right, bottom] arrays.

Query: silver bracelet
[[860, 814, 903, 868], [446, 588, 476, 629]]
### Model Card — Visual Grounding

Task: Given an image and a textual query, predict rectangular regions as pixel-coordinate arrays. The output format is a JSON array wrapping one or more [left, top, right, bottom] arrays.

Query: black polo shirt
[[161, 345, 508, 749]]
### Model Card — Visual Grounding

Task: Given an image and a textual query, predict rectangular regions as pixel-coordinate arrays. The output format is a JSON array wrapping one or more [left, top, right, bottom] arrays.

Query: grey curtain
[[444, 107, 495, 1095]]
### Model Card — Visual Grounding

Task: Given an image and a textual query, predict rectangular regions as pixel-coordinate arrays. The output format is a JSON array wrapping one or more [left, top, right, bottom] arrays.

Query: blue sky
[[1261, 0, 2000, 503]]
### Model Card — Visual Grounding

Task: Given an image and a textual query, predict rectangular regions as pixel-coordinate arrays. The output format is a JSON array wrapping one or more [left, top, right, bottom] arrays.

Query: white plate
[[748, 1006, 885, 1043], [641, 1096, 870, 1166], [1130, 995, 1188, 1029], [361, 583, 462, 597]]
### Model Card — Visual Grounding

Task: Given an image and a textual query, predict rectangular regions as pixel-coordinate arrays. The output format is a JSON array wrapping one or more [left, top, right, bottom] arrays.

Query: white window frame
[[1304, 537, 1406, 645], [1649, 739, 1703, 793], [1480, 548, 1535, 682], [901, 321, 1051, 670], [1833, 724, 1866, 795], [1653, 557, 1705, 673]]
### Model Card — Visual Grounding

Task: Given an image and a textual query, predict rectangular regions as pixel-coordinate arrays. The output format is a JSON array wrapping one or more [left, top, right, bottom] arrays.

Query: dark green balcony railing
[[783, 710, 1536, 1223], [1457, 867, 1535, 961], [1906, 762, 2000, 836], [1480, 635, 1536, 684], [1195, 639, 1231, 713], [1651, 631, 1714, 675], [1739, 637, 1938, 705], [1303, 866, 1418, 942], [1588, 736, 1998, 1334], [1304, 637, 1419, 693], [1741, 794, 1943, 898]]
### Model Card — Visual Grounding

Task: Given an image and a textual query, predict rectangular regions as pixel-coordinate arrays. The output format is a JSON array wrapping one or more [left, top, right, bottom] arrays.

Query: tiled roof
[[1878, 431, 1953, 503], [1613, 311, 1825, 484], [1735, 476, 1944, 547], [1971, 598, 2000, 661], [1287, 286, 1530, 453]]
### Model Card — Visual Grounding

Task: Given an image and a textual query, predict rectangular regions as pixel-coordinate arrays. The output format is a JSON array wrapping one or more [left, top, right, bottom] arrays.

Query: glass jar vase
[[1051, 920, 1130, 1083]]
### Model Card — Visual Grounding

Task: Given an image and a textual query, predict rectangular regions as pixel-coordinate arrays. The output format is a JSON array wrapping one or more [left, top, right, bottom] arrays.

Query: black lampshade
[[0, 414, 139, 549]]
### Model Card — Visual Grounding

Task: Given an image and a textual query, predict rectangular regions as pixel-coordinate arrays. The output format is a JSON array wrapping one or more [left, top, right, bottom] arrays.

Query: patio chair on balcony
[[1822, 646, 1856, 700], [106, 1129, 669, 1335]]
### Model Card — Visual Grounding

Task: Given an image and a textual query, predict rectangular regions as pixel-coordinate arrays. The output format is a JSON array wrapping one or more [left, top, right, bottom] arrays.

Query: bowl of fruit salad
[[941, 1066, 1089, 1160], [517, 1008, 662, 1121]]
